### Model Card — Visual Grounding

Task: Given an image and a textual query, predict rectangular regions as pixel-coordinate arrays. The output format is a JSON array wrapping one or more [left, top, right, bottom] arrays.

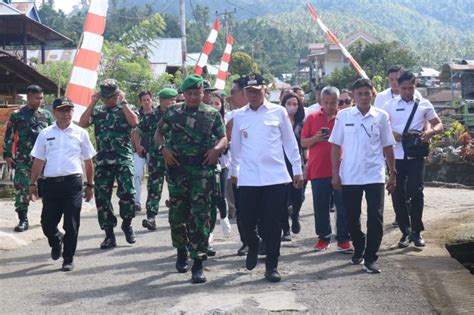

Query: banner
[[214, 35, 233, 90], [194, 18, 220, 76]]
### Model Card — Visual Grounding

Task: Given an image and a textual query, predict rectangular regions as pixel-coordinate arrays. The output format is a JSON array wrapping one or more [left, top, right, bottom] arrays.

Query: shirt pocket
[[263, 120, 281, 142]]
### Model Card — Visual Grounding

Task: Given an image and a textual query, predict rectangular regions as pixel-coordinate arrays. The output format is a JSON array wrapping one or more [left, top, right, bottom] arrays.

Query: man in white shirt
[[382, 71, 443, 249], [330, 78, 396, 274], [305, 83, 327, 117], [29, 97, 96, 271], [374, 65, 422, 109], [230, 73, 304, 282]]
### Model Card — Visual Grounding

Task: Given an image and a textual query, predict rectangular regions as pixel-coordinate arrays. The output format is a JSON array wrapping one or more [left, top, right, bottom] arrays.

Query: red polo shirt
[[301, 109, 336, 180]]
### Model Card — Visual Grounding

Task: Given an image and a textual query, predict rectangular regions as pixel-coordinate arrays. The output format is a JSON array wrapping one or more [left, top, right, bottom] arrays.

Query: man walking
[[330, 78, 396, 274], [155, 75, 227, 284], [79, 79, 139, 249], [3, 85, 53, 232], [231, 73, 303, 282], [382, 71, 443, 248], [29, 97, 96, 271]]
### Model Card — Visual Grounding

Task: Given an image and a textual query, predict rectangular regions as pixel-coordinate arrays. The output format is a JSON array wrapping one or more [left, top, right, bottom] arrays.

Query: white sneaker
[[220, 216, 232, 237], [208, 232, 214, 243]]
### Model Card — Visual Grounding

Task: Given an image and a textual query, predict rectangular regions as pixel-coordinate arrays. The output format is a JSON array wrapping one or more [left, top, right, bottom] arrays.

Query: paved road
[[0, 184, 473, 314]]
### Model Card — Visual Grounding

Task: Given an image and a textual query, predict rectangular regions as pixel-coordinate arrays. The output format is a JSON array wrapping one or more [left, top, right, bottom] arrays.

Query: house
[[148, 38, 218, 77], [303, 31, 381, 79], [417, 67, 440, 87]]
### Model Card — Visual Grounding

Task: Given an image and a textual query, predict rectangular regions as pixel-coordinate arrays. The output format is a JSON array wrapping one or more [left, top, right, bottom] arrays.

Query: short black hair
[[341, 89, 352, 97], [138, 91, 152, 101], [26, 85, 43, 95], [315, 83, 328, 91], [397, 71, 416, 85], [387, 65, 404, 75], [351, 78, 374, 91], [291, 86, 304, 93]]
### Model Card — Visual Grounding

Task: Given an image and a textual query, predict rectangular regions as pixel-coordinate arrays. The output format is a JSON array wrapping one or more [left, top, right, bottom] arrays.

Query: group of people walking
[[3, 64, 442, 283]]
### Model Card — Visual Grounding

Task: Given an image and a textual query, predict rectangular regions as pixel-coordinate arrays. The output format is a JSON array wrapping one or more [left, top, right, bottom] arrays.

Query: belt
[[44, 174, 81, 183]]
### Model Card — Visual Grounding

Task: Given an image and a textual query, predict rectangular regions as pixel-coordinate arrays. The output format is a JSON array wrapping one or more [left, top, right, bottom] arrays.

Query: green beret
[[158, 88, 178, 99], [180, 74, 204, 91]]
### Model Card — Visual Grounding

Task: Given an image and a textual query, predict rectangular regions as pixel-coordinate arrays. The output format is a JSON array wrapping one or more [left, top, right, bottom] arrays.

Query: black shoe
[[237, 244, 248, 256], [14, 214, 28, 232], [142, 217, 156, 231], [62, 260, 74, 272], [134, 204, 142, 212], [411, 232, 426, 247], [165, 200, 171, 208], [51, 235, 64, 261], [291, 217, 301, 234], [176, 248, 188, 273], [100, 228, 116, 249], [363, 261, 381, 274], [329, 206, 336, 213], [281, 231, 291, 242], [264, 269, 281, 282], [191, 259, 206, 284], [392, 219, 399, 227], [350, 256, 364, 265], [121, 219, 136, 244], [398, 233, 411, 248], [258, 240, 266, 256], [246, 247, 258, 270], [207, 247, 216, 257]]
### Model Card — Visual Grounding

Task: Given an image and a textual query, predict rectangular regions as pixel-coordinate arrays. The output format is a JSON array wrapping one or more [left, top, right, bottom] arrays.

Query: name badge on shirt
[[396, 108, 405, 111], [46, 137, 55, 146], [345, 123, 354, 126]]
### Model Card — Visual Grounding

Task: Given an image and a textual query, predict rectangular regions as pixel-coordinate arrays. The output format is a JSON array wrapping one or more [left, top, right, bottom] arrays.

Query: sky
[[34, 0, 79, 14]]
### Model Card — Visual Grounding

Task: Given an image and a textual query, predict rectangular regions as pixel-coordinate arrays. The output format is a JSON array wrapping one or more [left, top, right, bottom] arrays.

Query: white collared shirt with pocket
[[31, 122, 97, 177], [329, 106, 395, 185], [230, 101, 302, 186]]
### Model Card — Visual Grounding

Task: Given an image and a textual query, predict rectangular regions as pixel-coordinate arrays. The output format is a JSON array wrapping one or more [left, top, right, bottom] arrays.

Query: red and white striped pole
[[306, 3, 375, 92], [66, 0, 108, 121], [194, 18, 220, 76], [214, 35, 234, 90]]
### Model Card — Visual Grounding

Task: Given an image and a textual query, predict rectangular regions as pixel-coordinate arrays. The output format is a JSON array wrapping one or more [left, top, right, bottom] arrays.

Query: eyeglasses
[[338, 99, 352, 106]]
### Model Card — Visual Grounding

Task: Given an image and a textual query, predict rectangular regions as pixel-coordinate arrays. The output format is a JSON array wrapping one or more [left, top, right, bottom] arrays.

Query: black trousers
[[233, 183, 264, 245], [41, 175, 82, 262], [392, 158, 425, 233], [239, 184, 287, 269], [342, 184, 384, 263], [281, 182, 303, 233]]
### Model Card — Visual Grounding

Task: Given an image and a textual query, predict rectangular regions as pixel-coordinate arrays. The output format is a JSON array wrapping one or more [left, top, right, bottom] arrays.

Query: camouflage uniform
[[158, 102, 225, 260], [137, 107, 166, 217], [3, 107, 53, 214], [92, 103, 136, 229]]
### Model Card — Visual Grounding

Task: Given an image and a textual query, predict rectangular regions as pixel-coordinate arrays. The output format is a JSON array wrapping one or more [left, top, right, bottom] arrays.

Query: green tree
[[120, 13, 166, 56], [36, 61, 73, 97], [230, 51, 258, 76]]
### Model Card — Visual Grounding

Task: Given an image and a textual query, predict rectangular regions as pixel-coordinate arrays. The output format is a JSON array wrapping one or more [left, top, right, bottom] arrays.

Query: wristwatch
[[84, 182, 94, 188], [158, 145, 165, 152]]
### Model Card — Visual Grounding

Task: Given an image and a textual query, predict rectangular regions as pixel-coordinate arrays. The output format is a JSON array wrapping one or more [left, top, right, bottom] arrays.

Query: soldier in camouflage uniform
[[3, 85, 53, 232], [155, 75, 227, 284], [79, 79, 139, 249], [132, 88, 177, 231]]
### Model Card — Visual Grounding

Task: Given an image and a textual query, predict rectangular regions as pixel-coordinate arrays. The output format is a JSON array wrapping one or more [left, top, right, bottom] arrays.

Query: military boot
[[191, 259, 206, 284], [100, 227, 116, 249], [176, 248, 189, 273], [121, 218, 136, 244], [14, 212, 29, 232], [142, 214, 156, 231]]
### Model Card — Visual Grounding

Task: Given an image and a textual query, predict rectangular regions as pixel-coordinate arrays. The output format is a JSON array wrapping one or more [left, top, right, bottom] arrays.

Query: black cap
[[52, 97, 74, 110], [243, 73, 266, 89], [203, 80, 218, 92]]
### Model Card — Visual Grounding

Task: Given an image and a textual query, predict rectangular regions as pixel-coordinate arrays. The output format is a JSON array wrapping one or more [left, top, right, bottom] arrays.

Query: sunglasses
[[338, 99, 352, 106]]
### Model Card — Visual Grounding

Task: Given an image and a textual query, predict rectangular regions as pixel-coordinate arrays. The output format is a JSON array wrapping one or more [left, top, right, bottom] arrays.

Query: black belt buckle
[[46, 174, 81, 183]]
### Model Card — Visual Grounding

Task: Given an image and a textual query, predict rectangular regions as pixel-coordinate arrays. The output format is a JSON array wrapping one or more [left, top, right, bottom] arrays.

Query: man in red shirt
[[301, 86, 352, 252]]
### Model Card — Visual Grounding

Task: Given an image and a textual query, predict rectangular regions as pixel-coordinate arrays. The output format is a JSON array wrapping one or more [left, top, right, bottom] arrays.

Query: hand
[[161, 147, 180, 167], [331, 175, 342, 191], [5, 157, 15, 169], [386, 173, 396, 194], [393, 131, 402, 142], [117, 91, 126, 103], [202, 147, 220, 165], [231, 176, 238, 185], [314, 131, 330, 143], [137, 145, 146, 158], [28, 185, 38, 202], [84, 186, 94, 202], [293, 174, 304, 189], [420, 129, 434, 143], [91, 92, 100, 105]]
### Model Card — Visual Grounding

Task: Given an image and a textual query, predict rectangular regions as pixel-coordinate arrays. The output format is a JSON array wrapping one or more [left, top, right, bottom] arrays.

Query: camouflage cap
[[99, 79, 119, 98], [203, 80, 218, 92], [180, 74, 203, 91], [158, 87, 178, 99]]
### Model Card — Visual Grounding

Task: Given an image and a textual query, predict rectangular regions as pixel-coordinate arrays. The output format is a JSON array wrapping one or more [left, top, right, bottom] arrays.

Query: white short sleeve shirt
[[382, 96, 439, 159], [329, 106, 395, 185], [373, 88, 422, 108], [31, 122, 97, 177]]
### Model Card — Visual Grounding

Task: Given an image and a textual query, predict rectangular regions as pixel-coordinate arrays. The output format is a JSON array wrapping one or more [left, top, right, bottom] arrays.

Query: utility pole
[[180, 0, 187, 78], [215, 8, 236, 39]]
